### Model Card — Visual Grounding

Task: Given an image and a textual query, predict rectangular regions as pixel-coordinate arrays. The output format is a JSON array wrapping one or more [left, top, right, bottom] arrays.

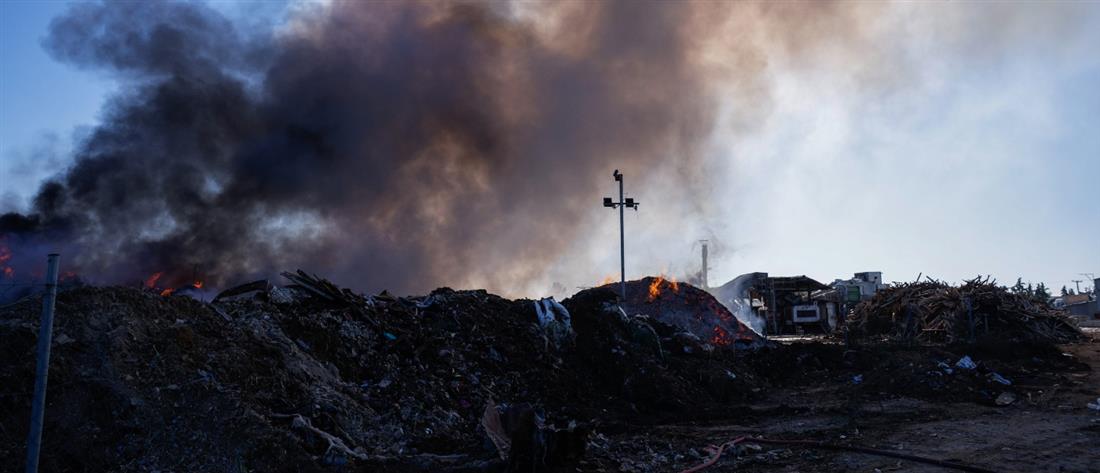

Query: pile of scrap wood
[[848, 277, 1082, 344], [280, 270, 365, 306]]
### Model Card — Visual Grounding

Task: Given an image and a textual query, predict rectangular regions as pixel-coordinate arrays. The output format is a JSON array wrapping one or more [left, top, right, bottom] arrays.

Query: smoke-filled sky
[[1, 0, 1098, 297]]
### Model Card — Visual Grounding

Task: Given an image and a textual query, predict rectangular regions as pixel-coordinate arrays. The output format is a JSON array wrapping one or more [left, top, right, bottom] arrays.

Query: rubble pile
[[600, 276, 765, 349], [848, 277, 1083, 345], [0, 275, 759, 472]]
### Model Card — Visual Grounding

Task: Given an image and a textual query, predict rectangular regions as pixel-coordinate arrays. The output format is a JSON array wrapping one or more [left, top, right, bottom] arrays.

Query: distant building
[[829, 272, 887, 304], [1063, 278, 1099, 320]]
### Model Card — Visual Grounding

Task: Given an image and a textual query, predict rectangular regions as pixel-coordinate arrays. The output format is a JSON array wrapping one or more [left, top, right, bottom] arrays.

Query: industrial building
[[1058, 278, 1100, 323], [710, 272, 887, 335]]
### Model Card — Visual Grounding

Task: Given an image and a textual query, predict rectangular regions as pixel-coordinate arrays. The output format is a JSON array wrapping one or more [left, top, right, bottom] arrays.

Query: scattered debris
[[677, 436, 999, 473], [478, 401, 588, 472], [272, 413, 370, 465], [956, 356, 978, 370], [280, 270, 364, 307], [995, 392, 1017, 406], [481, 401, 511, 461], [213, 279, 271, 302], [534, 297, 573, 347]]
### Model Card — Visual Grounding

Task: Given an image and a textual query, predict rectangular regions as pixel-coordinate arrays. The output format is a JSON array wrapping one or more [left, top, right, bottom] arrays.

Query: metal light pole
[[26, 254, 60, 473], [603, 170, 638, 300]]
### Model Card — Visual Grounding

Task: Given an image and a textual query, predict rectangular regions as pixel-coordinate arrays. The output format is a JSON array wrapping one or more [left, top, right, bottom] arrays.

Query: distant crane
[[1072, 280, 1084, 293]]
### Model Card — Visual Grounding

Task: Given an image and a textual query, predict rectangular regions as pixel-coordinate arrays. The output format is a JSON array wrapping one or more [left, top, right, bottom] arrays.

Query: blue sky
[[0, 0, 112, 203], [0, 1, 1097, 295], [0, 0, 290, 204]]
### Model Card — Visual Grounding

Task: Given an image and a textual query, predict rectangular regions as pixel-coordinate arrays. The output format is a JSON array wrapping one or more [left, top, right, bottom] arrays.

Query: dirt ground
[[582, 331, 1100, 473]]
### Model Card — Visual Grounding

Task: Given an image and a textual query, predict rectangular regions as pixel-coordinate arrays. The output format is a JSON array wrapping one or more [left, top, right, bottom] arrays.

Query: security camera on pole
[[603, 170, 638, 300]]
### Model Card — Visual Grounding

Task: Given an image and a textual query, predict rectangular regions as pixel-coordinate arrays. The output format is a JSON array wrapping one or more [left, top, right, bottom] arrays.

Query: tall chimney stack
[[700, 240, 708, 290]]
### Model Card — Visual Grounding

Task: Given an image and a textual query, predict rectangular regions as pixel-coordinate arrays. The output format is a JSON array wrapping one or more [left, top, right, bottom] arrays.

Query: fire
[[0, 240, 12, 279], [146, 272, 204, 296], [597, 274, 616, 286], [711, 325, 733, 346], [648, 276, 664, 301], [647, 274, 680, 302]]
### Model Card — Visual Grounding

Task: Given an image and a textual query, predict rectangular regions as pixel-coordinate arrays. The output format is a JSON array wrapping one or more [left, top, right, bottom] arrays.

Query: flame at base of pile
[[599, 276, 765, 349]]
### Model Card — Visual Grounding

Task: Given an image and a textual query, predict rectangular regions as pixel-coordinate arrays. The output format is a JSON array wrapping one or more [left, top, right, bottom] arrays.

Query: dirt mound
[[847, 278, 1082, 345], [0, 278, 760, 472]]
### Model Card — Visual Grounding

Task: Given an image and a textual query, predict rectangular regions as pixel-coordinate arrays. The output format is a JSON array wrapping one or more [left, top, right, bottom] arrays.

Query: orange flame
[[647, 274, 680, 301], [145, 272, 164, 288], [0, 240, 12, 279], [711, 325, 733, 346], [597, 274, 616, 286], [193, 280, 204, 289], [160, 288, 174, 296], [648, 276, 665, 301]]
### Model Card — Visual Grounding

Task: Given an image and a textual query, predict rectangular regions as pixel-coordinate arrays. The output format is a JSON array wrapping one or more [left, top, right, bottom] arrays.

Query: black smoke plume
[[1, 0, 723, 294]]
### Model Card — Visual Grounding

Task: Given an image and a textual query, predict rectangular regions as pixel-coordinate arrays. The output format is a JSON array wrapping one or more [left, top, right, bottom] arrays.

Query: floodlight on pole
[[603, 170, 638, 300]]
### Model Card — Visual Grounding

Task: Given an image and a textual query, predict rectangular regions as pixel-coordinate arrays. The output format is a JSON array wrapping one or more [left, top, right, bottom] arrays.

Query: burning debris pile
[[601, 276, 765, 349], [0, 275, 761, 472], [847, 277, 1083, 345]]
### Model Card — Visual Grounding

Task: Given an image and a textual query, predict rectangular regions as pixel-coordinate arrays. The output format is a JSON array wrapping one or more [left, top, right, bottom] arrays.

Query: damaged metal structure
[[710, 272, 889, 336], [711, 273, 830, 335]]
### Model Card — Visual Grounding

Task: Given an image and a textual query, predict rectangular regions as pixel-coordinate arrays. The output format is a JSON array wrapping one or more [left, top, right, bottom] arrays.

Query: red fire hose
[[677, 436, 997, 473], [678, 436, 746, 473]]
